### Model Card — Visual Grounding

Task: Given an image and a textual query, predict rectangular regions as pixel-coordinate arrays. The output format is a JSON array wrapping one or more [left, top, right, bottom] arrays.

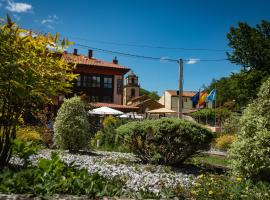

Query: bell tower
[[123, 70, 140, 105]]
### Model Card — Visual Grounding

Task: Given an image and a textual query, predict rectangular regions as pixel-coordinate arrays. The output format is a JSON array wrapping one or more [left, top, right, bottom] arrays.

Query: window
[[104, 77, 113, 88], [91, 96, 99, 102], [83, 75, 91, 87], [131, 88, 136, 97], [76, 75, 81, 86], [117, 79, 122, 94], [91, 76, 100, 88], [83, 75, 100, 88], [103, 96, 112, 103]]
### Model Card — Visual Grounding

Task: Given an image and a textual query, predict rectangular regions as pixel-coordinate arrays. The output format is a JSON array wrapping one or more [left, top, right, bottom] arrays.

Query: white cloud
[[46, 24, 54, 30], [41, 19, 53, 24], [187, 58, 200, 65], [41, 15, 60, 29], [160, 56, 170, 63], [6, 0, 32, 13]]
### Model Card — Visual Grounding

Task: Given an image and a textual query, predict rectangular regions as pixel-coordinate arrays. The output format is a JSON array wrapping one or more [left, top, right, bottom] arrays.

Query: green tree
[[139, 88, 160, 101], [227, 20, 270, 73], [208, 21, 270, 109], [54, 96, 91, 152], [226, 20, 270, 107], [0, 16, 76, 167]]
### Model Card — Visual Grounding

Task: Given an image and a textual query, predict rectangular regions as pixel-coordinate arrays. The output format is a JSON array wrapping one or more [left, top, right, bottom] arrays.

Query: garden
[[1, 16, 270, 199]]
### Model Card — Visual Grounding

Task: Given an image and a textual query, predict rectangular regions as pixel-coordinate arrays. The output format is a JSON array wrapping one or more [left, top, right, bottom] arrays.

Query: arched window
[[131, 88, 135, 97]]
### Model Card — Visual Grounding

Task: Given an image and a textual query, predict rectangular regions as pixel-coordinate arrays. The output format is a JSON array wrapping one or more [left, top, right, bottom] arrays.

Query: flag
[[198, 92, 208, 107], [191, 91, 200, 108], [206, 89, 217, 103]]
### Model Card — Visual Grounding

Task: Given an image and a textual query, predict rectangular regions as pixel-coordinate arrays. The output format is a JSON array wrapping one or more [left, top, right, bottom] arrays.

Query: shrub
[[90, 131, 102, 147], [91, 116, 131, 151], [54, 96, 91, 152], [191, 174, 270, 200], [116, 118, 213, 165], [102, 115, 117, 128], [229, 77, 270, 182], [0, 153, 123, 198], [16, 126, 43, 144], [16, 126, 54, 147], [214, 134, 235, 151], [101, 116, 118, 147], [191, 108, 216, 124]]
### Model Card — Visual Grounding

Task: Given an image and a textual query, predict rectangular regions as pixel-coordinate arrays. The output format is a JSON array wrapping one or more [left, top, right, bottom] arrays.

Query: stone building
[[123, 70, 140, 105]]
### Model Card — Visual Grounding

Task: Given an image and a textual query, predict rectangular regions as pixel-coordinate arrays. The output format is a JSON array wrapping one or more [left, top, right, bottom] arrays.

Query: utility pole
[[178, 59, 183, 119]]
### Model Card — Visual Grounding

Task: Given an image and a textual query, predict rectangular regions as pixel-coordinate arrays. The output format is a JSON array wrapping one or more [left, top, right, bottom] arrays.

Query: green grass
[[191, 154, 229, 168]]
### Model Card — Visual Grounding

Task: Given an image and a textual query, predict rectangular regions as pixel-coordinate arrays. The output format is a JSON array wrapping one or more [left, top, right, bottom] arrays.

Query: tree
[[208, 70, 266, 109], [224, 20, 270, 107], [0, 16, 76, 167], [227, 20, 270, 73], [208, 21, 270, 109], [53, 96, 91, 152], [139, 88, 160, 101]]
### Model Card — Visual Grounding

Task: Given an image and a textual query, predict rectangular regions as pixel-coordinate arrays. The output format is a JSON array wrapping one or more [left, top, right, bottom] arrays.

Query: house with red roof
[[61, 49, 138, 112], [158, 90, 197, 114]]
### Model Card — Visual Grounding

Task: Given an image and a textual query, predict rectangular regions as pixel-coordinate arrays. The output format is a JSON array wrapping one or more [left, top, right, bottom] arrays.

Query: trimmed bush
[[214, 134, 235, 151], [54, 96, 91, 152], [229, 77, 270, 182], [116, 118, 213, 165]]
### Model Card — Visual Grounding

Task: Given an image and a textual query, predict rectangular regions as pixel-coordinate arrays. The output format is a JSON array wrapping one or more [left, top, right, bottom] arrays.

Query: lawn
[[191, 154, 229, 168]]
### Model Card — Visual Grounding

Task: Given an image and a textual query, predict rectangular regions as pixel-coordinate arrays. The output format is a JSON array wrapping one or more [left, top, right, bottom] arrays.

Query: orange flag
[[198, 92, 208, 107]]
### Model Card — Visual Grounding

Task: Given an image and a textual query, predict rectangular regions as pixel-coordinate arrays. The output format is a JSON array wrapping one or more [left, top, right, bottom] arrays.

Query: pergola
[[147, 107, 177, 115]]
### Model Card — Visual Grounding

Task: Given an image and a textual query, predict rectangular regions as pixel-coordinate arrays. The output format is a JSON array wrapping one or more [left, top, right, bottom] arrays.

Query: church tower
[[123, 70, 140, 105]]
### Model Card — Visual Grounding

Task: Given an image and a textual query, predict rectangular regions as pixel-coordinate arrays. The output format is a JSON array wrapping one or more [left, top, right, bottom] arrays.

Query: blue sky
[[1, 0, 270, 95]]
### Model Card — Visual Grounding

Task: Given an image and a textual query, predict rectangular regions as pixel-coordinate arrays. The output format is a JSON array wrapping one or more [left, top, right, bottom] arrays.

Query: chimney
[[73, 48, 78, 55], [88, 49, 93, 58], [113, 56, 118, 64]]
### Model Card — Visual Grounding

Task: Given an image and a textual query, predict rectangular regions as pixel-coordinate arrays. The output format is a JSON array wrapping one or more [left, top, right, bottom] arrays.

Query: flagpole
[[214, 86, 217, 127]]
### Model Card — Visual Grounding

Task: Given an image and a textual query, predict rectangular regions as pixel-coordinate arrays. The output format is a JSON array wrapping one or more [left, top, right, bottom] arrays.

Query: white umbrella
[[119, 113, 144, 119], [89, 106, 123, 115]]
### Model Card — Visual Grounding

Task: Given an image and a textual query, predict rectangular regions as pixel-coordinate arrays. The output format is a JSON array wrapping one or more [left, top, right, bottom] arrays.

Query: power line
[[74, 43, 228, 63], [75, 43, 178, 62], [69, 36, 231, 52], [22, 28, 228, 63]]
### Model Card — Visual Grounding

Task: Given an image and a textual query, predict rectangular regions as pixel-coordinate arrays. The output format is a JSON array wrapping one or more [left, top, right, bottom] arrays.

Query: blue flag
[[191, 91, 200, 108], [206, 89, 217, 103]]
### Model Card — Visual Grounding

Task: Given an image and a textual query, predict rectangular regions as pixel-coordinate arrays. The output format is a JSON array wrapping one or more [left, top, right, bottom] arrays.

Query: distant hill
[[139, 88, 160, 101]]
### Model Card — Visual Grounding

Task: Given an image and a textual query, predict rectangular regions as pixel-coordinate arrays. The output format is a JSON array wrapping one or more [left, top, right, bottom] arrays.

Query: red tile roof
[[90, 102, 139, 110], [62, 53, 129, 70], [166, 90, 196, 97]]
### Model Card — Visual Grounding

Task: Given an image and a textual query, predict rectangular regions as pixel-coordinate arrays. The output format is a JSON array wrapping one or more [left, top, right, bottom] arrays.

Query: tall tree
[[209, 20, 270, 109], [227, 20, 270, 73], [0, 16, 76, 167], [226, 21, 270, 104]]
